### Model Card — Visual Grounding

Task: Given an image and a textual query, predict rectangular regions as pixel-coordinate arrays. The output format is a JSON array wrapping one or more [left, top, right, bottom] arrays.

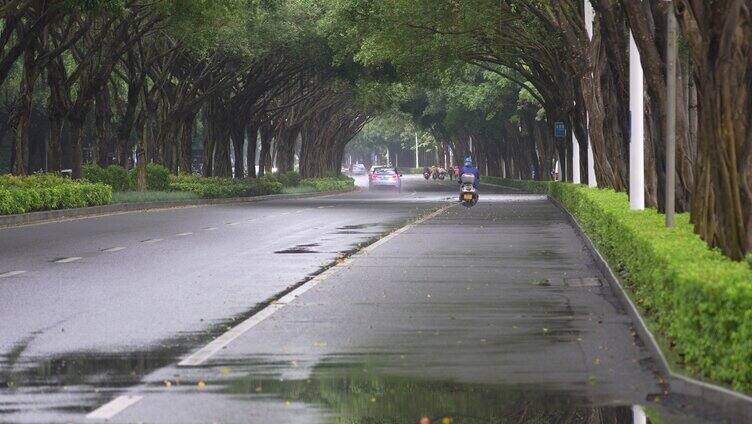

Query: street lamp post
[[665, 1, 677, 227]]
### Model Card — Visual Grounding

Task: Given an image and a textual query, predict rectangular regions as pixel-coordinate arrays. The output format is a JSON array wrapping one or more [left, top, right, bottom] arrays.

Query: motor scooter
[[459, 173, 478, 207]]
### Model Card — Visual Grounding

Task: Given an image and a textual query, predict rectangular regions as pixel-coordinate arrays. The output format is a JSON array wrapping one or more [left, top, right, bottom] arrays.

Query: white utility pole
[[665, 1, 678, 227], [469, 136, 473, 155], [414, 133, 419, 168], [584, 0, 597, 188], [632, 406, 647, 424], [572, 131, 581, 183], [629, 31, 645, 210]]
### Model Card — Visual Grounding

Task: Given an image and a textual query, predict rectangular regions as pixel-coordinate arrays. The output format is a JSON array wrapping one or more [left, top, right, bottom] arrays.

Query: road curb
[[0, 188, 355, 229], [547, 195, 752, 420]]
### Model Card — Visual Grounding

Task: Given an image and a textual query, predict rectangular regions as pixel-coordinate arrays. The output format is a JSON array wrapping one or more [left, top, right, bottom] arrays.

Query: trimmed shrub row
[[488, 177, 752, 392], [300, 176, 355, 192], [169, 175, 283, 198], [83, 164, 170, 191], [270, 171, 302, 187], [0, 174, 112, 215]]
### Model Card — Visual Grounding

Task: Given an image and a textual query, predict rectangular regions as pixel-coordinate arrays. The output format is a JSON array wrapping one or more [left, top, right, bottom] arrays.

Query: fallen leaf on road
[[197, 381, 206, 389]]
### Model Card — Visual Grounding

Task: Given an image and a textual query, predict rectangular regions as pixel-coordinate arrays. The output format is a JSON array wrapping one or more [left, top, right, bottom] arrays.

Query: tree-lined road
[[0, 177, 719, 423]]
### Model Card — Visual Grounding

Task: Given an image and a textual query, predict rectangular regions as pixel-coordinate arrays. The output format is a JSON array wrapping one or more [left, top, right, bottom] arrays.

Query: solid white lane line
[[102, 247, 126, 252], [0, 270, 26, 278], [175, 232, 193, 236], [178, 203, 453, 367], [54, 257, 82, 264], [86, 395, 143, 420], [141, 238, 163, 243]]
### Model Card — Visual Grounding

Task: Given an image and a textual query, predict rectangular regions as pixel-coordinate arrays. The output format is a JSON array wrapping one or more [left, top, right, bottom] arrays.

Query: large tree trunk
[[621, 0, 695, 212], [47, 112, 63, 172], [70, 119, 85, 179], [95, 89, 112, 166], [676, 1, 752, 259], [116, 75, 143, 168], [179, 114, 195, 175], [258, 121, 272, 177], [230, 122, 245, 179], [246, 122, 258, 178], [136, 118, 149, 191], [11, 46, 39, 176], [275, 126, 297, 173]]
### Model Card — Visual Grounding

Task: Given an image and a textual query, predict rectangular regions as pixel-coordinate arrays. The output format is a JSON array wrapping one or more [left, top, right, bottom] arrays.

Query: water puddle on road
[[218, 363, 654, 423], [275, 243, 321, 254]]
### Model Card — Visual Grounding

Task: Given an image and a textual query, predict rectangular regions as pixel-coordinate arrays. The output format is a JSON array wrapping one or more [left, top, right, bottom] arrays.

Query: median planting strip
[[0, 186, 356, 229]]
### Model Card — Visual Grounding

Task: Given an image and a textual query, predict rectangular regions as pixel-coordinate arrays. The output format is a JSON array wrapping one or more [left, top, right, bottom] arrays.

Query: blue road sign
[[554, 122, 566, 138]]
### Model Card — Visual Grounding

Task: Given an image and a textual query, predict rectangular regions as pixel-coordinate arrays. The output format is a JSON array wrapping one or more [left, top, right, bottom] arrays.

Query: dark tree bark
[[246, 122, 258, 178], [178, 113, 196, 174], [258, 120, 272, 177], [94, 88, 112, 166], [676, 0, 752, 259]]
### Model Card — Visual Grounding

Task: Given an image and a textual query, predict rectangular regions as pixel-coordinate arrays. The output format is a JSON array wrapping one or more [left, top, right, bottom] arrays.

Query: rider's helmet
[[464, 157, 473, 167]]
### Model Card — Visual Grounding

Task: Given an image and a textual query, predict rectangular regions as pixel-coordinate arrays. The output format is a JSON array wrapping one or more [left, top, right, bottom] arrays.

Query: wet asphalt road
[[0, 176, 724, 423]]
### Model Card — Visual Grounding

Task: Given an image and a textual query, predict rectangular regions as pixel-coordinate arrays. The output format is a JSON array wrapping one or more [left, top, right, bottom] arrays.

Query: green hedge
[[491, 178, 752, 392], [128, 164, 170, 191], [272, 171, 302, 187], [300, 176, 355, 192], [83, 164, 129, 191], [169, 175, 283, 198], [84, 164, 170, 191], [0, 174, 112, 215]]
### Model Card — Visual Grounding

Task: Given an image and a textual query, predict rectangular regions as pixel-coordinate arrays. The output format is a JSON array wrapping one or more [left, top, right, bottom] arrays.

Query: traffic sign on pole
[[554, 122, 566, 138]]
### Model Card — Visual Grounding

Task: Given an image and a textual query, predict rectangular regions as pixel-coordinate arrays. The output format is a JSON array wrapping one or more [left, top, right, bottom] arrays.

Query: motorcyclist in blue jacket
[[460, 157, 480, 188]]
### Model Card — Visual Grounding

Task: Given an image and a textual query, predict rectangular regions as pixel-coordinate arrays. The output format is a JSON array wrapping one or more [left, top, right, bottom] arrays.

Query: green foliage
[[128, 164, 171, 191], [270, 171, 302, 187], [169, 175, 282, 198], [0, 174, 112, 215], [83, 165, 130, 191], [300, 176, 355, 192], [112, 191, 200, 204], [490, 178, 752, 392]]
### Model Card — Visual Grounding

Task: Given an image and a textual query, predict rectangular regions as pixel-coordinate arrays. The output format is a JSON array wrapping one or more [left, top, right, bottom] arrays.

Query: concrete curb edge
[[546, 194, 752, 420], [0, 187, 355, 229]]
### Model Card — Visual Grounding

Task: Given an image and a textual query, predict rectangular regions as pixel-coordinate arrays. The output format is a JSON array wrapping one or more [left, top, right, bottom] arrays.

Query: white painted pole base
[[629, 31, 645, 210], [572, 133, 581, 184]]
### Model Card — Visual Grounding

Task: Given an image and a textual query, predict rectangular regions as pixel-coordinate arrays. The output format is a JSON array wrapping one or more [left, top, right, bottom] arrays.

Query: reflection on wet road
[[0, 176, 732, 423]]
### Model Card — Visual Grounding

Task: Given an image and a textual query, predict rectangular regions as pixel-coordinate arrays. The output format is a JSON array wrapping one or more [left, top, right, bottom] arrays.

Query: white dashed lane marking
[[141, 238, 163, 243], [203, 227, 218, 231], [54, 257, 82, 264], [175, 232, 193, 236], [86, 395, 143, 420], [102, 247, 126, 252], [0, 270, 26, 278], [178, 204, 453, 367]]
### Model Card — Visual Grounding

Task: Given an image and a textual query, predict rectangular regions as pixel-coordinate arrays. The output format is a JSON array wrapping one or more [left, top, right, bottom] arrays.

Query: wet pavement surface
[[0, 176, 736, 423]]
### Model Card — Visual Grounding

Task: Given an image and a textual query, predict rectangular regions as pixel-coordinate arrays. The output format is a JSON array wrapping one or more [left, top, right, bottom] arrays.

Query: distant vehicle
[[369, 167, 402, 192], [341, 165, 350, 174], [352, 163, 367, 175], [370, 165, 386, 174]]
